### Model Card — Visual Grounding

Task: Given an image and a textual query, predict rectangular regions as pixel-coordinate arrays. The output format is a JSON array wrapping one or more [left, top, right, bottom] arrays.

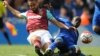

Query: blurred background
[[0, 0, 100, 56], [0, 0, 99, 46]]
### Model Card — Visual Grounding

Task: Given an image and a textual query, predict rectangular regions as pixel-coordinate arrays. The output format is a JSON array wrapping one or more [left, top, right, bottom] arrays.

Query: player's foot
[[35, 46, 43, 56], [44, 49, 54, 56]]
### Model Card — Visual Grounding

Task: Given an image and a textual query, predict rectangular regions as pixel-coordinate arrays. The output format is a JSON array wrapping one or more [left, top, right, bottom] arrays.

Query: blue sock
[[49, 42, 57, 50]]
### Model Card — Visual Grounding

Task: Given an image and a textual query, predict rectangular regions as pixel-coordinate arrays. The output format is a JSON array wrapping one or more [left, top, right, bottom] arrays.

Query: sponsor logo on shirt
[[27, 15, 42, 19]]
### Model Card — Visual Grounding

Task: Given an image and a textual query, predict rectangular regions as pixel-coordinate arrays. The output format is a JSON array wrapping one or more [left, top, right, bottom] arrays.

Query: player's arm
[[3, 1, 24, 19], [47, 10, 69, 29]]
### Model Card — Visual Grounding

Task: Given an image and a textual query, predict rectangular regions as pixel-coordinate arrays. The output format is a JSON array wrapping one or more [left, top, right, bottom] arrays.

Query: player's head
[[27, 0, 40, 11], [72, 16, 81, 28]]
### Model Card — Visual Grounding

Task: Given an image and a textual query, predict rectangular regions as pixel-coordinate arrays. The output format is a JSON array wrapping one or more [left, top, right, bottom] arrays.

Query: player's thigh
[[63, 36, 80, 53], [27, 30, 45, 45], [63, 36, 75, 48], [41, 31, 52, 50], [27, 34, 41, 45]]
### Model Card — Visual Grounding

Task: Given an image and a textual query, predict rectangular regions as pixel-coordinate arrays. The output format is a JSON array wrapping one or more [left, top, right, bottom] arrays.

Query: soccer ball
[[80, 31, 93, 44]]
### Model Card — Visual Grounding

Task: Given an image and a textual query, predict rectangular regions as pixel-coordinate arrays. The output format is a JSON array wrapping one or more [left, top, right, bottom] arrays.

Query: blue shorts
[[93, 13, 100, 26], [55, 35, 78, 49]]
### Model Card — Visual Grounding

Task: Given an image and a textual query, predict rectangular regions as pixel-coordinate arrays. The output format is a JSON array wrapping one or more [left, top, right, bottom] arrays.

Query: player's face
[[28, 0, 39, 11]]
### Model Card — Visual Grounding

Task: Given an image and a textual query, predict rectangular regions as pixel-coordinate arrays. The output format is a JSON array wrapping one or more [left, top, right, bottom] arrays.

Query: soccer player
[[92, 0, 100, 35], [44, 5, 81, 56], [0, 0, 11, 45], [3, 0, 69, 56]]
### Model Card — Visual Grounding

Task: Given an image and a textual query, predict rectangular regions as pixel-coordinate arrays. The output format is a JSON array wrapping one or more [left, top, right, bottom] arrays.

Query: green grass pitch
[[0, 45, 100, 56]]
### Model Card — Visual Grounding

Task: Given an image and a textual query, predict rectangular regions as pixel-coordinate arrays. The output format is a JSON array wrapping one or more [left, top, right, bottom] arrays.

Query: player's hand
[[3, 0, 9, 7]]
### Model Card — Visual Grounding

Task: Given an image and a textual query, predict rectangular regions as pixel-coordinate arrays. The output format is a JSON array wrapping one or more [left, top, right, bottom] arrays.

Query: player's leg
[[68, 45, 81, 56], [27, 30, 52, 56], [92, 14, 100, 35], [0, 17, 11, 45], [41, 30, 53, 56], [57, 43, 69, 56], [27, 32, 43, 56], [44, 41, 57, 56], [31, 36, 43, 56], [44, 36, 63, 56], [62, 36, 80, 56], [71, 30, 84, 56], [44, 42, 57, 56]]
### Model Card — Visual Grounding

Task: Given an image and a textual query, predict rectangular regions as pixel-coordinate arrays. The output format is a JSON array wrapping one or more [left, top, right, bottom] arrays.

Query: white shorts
[[27, 30, 52, 47]]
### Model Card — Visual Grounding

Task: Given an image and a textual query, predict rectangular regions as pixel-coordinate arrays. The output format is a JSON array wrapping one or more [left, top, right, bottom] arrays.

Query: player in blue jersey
[[44, 5, 81, 56], [92, 0, 100, 35]]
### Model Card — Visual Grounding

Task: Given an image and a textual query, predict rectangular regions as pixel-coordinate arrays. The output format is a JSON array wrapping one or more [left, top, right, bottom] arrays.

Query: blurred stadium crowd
[[0, 0, 99, 45], [6, 0, 95, 25], [0, 0, 100, 56]]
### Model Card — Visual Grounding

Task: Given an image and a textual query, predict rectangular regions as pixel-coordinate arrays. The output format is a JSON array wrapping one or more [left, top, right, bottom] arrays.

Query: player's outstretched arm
[[47, 10, 69, 30], [3, 1, 23, 19], [50, 19, 70, 29]]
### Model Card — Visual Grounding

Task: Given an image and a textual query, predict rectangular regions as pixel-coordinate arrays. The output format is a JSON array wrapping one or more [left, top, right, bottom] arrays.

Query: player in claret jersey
[[3, 0, 69, 56], [92, 0, 100, 35]]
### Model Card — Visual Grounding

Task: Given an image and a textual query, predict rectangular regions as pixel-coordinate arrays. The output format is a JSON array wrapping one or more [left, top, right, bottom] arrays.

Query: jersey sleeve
[[46, 10, 55, 20], [20, 12, 27, 19]]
